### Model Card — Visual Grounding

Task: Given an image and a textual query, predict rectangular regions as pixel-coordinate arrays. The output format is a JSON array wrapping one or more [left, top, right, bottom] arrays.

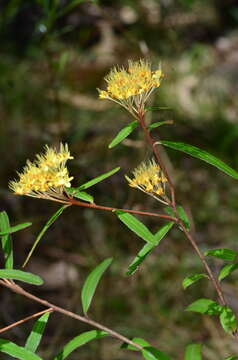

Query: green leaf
[[154, 222, 174, 244], [0, 222, 32, 236], [0, 338, 43, 360], [66, 188, 94, 203], [126, 222, 174, 276], [109, 121, 138, 148], [116, 211, 155, 244], [0, 211, 13, 269], [204, 248, 237, 261], [160, 141, 238, 180], [225, 356, 238, 360], [142, 346, 171, 360], [0, 269, 43, 285], [25, 311, 51, 352], [148, 120, 173, 130], [182, 274, 208, 290], [122, 340, 171, 359], [219, 306, 237, 334], [219, 263, 238, 281], [121, 337, 150, 351], [81, 258, 113, 314], [53, 330, 108, 360], [164, 207, 174, 216], [165, 206, 190, 231], [177, 206, 190, 231], [78, 167, 120, 191], [146, 106, 171, 111], [184, 344, 202, 360], [127, 243, 155, 276], [186, 298, 222, 315], [23, 205, 67, 267]]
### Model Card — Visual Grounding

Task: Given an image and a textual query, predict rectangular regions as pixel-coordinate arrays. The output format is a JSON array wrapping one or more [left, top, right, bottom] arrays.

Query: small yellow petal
[[126, 159, 167, 197], [98, 59, 163, 104], [9, 143, 74, 199]]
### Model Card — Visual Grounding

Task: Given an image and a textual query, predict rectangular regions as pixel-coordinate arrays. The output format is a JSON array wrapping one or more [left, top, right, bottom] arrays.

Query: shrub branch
[[0, 279, 143, 350]]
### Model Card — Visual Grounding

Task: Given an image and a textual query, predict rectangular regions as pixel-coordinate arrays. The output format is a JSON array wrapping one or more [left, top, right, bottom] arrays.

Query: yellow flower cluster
[[98, 59, 163, 117], [126, 160, 167, 202], [9, 144, 73, 202]]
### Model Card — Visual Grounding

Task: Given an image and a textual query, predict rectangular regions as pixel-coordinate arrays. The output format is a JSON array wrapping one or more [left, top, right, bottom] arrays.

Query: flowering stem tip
[[9, 143, 74, 203], [125, 159, 168, 205], [98, 59, 164, 118]]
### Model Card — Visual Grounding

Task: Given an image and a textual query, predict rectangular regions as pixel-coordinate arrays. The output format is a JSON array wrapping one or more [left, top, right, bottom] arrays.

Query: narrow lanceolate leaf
[[66, 188, 94, 203], [165, 206, 190, 231], [25, 311, 51, 352], [182, 274, 208, 290], [146, 106, 171, 112], [0, 269, 43, 285], [154, 222, 174, 244], [126, 222, 174, 276], [225, 356, 238, 360], [160, 141, 238, 180], [142, 346, 171, 360], [186, 298, 222, 315], [0, 222, 32, 236], [0, 339, 43, 360], [23, 205, 67, 267], [219, 263, 238, 281], [81, 258, 113, 314], [177, 206, 190, 231], [121, 337, 150, 351], [53, 330, 108, 360], [127, 243, 155, 276], [109, 121, 138, 148], [0, 211, 13, 269], [122, 338, 171, 359], [78, 167, 120, 191], [116, 211, 155, 244], [204, 248, 237, 261], [148, 120, 173, 130], [219, 306, 237, 334], [184, 344, 202, 360], [164, 207, 174, 217]]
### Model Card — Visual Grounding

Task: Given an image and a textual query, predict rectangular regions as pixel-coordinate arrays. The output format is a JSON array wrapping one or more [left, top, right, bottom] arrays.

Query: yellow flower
[[9, 143, 74, 203], [125, 160, 168, 203], [98, 59, 163, 118], [36, 143, 73, 170]]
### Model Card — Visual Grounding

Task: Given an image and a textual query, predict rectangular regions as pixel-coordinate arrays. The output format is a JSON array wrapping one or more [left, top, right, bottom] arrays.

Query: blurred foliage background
[[1, 0, 238, 359]]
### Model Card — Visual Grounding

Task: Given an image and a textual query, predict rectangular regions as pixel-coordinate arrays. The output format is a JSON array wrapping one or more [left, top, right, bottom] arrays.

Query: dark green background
[[1, 0, 238, 358]]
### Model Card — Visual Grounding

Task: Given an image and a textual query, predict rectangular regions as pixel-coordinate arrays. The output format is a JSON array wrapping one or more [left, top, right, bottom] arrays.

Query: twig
[[177, 220, 226, 305], [0, 308, 53, 334], [138, 111, 176, 207], [0, 280, 142, 350], [68, 198, 177, 222], [138, 111, 227, 307]]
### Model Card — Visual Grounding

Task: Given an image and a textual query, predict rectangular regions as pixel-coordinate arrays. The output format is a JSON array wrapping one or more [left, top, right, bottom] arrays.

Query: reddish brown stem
[[68, 198, 177, 222], [138, 111, 227, 307], [0, 308, 53, 334], [138, 111, 176, 207], [0, 280, 142, 350], [178, 220, 226, 305]]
